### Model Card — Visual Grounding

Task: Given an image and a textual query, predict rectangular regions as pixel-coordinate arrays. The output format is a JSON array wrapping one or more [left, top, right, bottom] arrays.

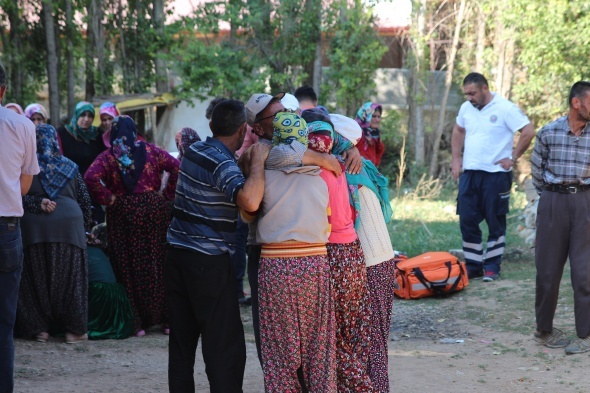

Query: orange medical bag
[[394, 252, 469, 299]]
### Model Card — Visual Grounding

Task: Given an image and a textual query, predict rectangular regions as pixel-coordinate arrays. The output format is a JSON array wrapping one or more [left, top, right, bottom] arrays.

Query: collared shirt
[[531, 115, 590, 192], [0, 106, 40, 217], [456, 93, 530, 173], [167, 137, 245, 255]]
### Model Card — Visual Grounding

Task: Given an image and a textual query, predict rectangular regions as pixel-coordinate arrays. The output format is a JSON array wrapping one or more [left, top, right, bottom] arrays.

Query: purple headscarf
[[110, 115, 147, 194], [175, 128, 201, 160]]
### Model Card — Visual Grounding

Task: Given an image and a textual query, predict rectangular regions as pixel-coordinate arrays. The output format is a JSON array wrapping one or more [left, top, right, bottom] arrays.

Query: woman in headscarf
[[302, 110, 373, 392], [24, 103, 49, 126], [355, 102, 386, 166], [16, 124, 92, 344], [175, 127, 201, 160], [254, 112, 337, 392], [57, 101, 106, 176], [99, 102, 120, 148], [85, 116, 180, 337], [331, 113, 396, 393], [5, 103, 24, 115]]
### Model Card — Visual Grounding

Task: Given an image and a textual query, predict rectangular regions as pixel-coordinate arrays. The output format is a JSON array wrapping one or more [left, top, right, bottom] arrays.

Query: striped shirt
[[531, 115, 590, 193], [167, 137, 245, 255]]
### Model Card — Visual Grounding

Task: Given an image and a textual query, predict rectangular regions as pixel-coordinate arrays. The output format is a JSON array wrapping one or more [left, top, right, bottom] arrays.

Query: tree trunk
[[429, 0, 466, 177], [6, 0, 23, 102], [65, 0, 75, 117], [95, 0, 105, 95], [475, 1, 486, 72], [43, 0, 60, 126], [85, 0, 97, 102], [117, 0, 130, 93], [410, 0, 427, 166], [153, 0, 168, 94]]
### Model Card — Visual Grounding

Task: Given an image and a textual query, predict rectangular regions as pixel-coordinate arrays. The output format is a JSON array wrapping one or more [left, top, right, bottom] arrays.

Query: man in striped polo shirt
[[165, 99, 270, 392]]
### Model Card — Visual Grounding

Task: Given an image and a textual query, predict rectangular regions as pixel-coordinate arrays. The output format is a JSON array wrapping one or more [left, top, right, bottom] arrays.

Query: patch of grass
[[388, 187, 577, 337]]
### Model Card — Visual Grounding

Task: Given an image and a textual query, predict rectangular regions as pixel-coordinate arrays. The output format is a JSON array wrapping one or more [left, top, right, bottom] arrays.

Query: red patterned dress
[[85, 143, 179, 333]]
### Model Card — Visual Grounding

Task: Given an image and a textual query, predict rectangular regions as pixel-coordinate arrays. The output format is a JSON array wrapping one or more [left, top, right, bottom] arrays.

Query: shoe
[[35, 332, 49, 343], [565, 336, 590, 354], [134, 329, 146, 337], [65, 332, 88, 344], [238, 296, 252, 306], [534, 328, 570, 348], [482, 272, 500, 282], [467, 270, 483, 280]]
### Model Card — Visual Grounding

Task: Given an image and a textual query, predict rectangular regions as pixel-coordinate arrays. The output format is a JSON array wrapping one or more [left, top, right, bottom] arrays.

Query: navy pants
[[165, 247, 246, 393], [231, 218, 248, 299], [457, 170, 512, 276], [0, 221, 23, 393]]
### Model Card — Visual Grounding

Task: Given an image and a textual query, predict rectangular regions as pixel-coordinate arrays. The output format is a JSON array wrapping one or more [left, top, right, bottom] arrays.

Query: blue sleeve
[[214, 160, 246, 204]]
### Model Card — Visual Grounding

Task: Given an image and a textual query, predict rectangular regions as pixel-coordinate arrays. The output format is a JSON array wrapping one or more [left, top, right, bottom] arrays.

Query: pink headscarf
[[99, 102, 120, 119], [5, 103, 24, 115], [24, 103, 48, 120]]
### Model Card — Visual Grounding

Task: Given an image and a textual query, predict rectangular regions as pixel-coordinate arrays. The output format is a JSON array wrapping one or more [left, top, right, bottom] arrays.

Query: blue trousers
[[0, 221, 23, 393], [231, 218, 248, 298], [457, 170, 512, 275]]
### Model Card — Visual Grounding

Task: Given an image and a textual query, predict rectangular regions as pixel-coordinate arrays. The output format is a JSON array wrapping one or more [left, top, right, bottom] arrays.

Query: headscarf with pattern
[[65, 101, 99, 143], [272, 112, 308, 147], [24, 103, 48, 121], [110, 115, 147, 194], [35, 124, 79, 199], [175, 127, 201, 160]]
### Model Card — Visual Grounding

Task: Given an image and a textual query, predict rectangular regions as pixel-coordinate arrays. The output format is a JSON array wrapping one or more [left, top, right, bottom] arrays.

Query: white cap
[[245, 92, 286, 125], [329, 114, 362, 144], [281, 93, 300, 112]]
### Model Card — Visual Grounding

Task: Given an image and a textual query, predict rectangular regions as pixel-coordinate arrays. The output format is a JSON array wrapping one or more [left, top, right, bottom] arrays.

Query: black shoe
[[467, 270, 483, 280], [238, 296, 252, 306]]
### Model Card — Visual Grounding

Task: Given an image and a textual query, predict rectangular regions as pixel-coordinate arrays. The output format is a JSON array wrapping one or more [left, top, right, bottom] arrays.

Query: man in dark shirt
[[165, 99, 270, 392]]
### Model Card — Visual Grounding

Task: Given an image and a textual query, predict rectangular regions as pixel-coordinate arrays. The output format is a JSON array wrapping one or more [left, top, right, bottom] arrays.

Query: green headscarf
[[65, 101, 99, 143]]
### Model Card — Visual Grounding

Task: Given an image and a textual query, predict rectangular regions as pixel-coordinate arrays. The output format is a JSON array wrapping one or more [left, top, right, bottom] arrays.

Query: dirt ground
[[13, 279, 590, 393]]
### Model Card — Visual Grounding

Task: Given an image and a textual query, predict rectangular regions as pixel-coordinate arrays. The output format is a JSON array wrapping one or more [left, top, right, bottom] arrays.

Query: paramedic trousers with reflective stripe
[[535, 189, 590, 338], [457, 170, 512, 276]]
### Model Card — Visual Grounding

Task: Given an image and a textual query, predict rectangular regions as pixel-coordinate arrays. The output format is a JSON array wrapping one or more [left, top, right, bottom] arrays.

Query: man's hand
[[109, 194, 117, 206], [249, 142, 272, 165], [41, 198, 57, 214], [342, 147, 362, 174], [451, 157, 462, 181], [494, 157, 515, 171]]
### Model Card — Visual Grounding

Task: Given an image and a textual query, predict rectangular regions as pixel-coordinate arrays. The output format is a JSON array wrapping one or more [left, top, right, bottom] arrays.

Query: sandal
[[565, 336, 590, 355], [35, 332, 49, 343], [65, 332, 88, 344], [534, 328, 570, 348]]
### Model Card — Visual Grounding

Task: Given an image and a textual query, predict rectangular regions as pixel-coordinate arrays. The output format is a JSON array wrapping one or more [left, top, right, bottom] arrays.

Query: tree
[[322, 0, 387, 115], [43, 0, 60, 126]]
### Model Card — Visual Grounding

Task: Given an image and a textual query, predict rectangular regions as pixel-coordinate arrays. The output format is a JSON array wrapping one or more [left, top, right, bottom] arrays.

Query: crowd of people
[[7, 62, 589, 393], [0, 69, 397, 392]]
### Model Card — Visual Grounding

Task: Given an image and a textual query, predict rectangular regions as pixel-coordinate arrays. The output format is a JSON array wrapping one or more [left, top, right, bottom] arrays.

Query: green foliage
[[508, 0, 590, 125], [377, 108, 404, 178], [322, 0, 388, 116]]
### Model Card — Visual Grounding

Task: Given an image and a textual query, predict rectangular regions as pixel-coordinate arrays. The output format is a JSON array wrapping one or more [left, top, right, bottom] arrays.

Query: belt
[[0, 217, 19, 224], [544, 184, 590, 194]]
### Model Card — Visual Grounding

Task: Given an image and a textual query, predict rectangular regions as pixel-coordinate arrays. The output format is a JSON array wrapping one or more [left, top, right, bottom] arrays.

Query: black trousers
[[165, 247, 246, 393]]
